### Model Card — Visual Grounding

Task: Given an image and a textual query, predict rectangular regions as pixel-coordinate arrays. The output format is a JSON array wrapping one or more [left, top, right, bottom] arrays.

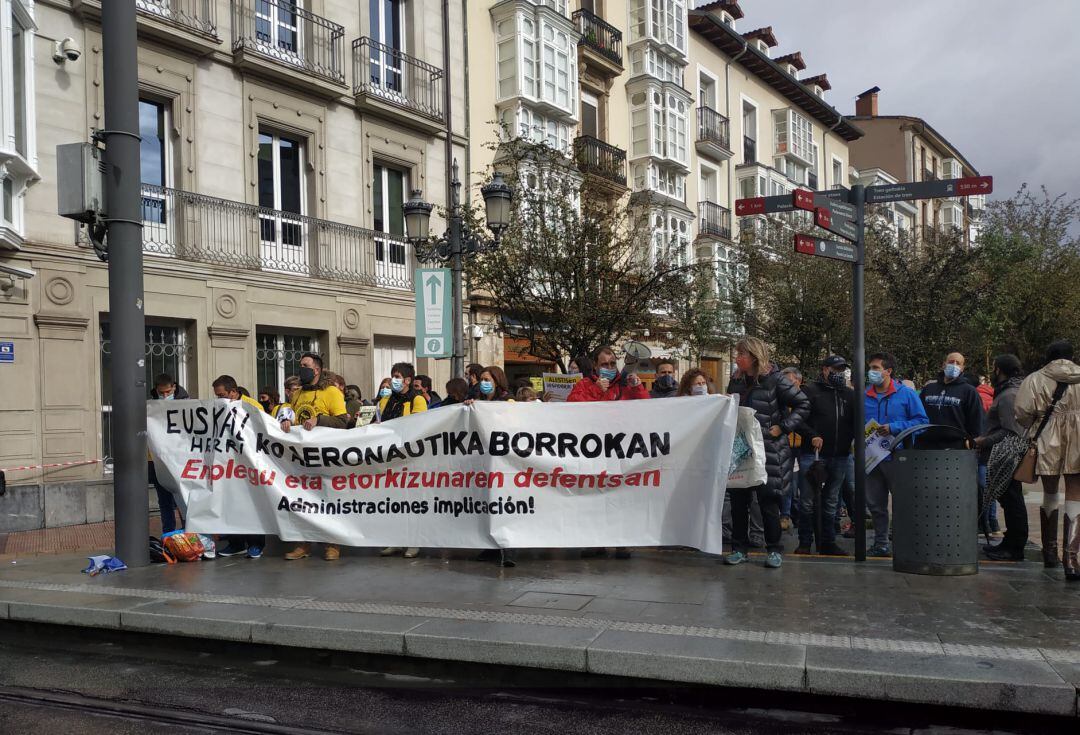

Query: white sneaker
[[380, 547, 401, 556], [403, 547, 420, 558]]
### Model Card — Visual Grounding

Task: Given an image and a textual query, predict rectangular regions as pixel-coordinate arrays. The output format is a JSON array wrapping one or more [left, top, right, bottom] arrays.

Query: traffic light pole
[[851, 184, 867, 563], [102, 0, 149, 567]]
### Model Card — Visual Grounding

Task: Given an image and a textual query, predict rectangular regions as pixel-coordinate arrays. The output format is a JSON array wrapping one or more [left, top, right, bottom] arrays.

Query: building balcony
[[230, 0, 346, 96], [743, 136, 757, 164], [352, 38, 445, 133], [132, 185, 412, 290], [73, 0, 221, 53], [697, 201, 732, 241], [696, 106, 732, 160], [573, 9, 623, 76], [573, 135, 627, 190], [923, 169, 938, 182]]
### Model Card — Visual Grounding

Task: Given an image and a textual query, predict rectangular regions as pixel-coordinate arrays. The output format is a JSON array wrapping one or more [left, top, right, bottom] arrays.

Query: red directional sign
[[794, 234, 858, 263], [793, 189, 816, 212], [815, 207, 831, 230], [955, 176, 993, 196], [734, 197, 765, 216]]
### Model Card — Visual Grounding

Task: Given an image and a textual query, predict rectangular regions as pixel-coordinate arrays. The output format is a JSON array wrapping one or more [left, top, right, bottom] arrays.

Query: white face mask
[[691, 384, 709, 396]]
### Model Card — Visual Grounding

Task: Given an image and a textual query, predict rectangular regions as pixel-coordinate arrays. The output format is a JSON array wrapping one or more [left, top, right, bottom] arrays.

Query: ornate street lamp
[[403, 161, 513, 378]]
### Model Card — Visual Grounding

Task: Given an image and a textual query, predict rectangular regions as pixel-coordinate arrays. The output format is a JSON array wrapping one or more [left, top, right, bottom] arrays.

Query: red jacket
[[976, 383, 994, 412], [567, 375, 650, 402]]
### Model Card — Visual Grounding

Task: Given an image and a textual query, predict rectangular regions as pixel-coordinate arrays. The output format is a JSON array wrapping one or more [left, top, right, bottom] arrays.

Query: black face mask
[[299, 366, 316, 385]]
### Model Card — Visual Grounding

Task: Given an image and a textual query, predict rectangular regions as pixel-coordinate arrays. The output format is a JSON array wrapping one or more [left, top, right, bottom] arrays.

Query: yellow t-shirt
[[240, 394, 265, 412], [290, 384, 347, 424]]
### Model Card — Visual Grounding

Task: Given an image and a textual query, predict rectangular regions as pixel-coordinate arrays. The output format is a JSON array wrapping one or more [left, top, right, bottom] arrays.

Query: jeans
[[781, 463, 800, 519], [976, 463, 999, 530], [997, 479, 1028, 553], [148, 462, 180, 535], [731, 485, 783, 554], [798, 455, 847, 548], [866, 466, 893, 549]]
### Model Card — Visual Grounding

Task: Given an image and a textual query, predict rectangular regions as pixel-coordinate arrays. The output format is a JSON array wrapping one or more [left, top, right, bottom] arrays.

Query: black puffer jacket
[[727, 368, 811, 497]]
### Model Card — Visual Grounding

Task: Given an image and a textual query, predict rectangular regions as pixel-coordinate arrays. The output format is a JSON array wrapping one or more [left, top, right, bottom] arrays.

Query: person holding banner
[[567, 348, 649, 402], [465, 366, 515, 403], [378, 363, 428, 422], [212, 375, 267, 559], [724, 338, 810, 569], [280, 353, 350, 562]]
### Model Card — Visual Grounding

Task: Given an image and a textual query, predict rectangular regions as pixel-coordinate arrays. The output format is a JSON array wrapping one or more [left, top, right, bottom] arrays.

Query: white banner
[[147, 396, 738, 553]]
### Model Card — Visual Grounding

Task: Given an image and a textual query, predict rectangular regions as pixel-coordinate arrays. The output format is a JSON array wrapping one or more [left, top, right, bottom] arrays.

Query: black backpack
[[149, 536, 176, 564]]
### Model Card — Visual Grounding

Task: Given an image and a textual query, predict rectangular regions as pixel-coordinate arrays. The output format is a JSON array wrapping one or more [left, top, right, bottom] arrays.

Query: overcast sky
[[720, 0, 1080, 203]]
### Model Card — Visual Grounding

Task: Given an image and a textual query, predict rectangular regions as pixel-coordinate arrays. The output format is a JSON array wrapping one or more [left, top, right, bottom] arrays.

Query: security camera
[[471, 324, 484, 341], [53, 38, 81, 64], [0, 263, 36, 280]]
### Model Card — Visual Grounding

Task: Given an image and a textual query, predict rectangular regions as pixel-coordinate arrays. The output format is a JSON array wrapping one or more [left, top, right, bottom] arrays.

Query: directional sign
[[736, 187, 848, 217], [866, 175, 993, 204], [815, 207, 858, 242], [794, 234, 858, 263], [415, 268, 452, 358]]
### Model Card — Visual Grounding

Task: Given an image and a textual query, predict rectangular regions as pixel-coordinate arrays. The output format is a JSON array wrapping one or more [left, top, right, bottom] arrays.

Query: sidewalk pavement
[[0, 542, 1077, 718]]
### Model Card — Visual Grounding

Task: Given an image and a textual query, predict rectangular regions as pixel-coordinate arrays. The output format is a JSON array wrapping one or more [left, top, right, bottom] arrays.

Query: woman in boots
[[1015, 340, 1080, 580]]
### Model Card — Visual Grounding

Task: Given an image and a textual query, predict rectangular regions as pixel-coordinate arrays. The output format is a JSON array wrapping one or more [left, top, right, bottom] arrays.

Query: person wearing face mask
[[675, 368, 714, 396], [149, 374, 189, 536], [975, 355, 1028, 561], [212, 375, 267, 559], [466, 366, 514, 403], [377, 362, 428, 422], [567, 347, 650, 402], [724, 338, 811, 570], [792, 356, 855, 556], [864, 352, 929, 558], [280, 353, 349, 562], [651, 359, 679, 398], [919, 351, 985, 450], [258, 386, 283, 417]]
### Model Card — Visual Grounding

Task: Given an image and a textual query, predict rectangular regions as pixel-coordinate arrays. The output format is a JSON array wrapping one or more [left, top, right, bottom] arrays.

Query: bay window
[[628, 84, 689, 168], [629, 0, 686, 57], [1, 0, 37, 247], [500, 104, 571, 153], [493, 5, 576, 119], [649, 210, 691, 265], [773, 108, 813, 166]]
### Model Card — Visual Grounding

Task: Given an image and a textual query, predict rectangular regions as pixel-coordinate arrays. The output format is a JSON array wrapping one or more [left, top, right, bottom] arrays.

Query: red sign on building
[[735, 197, 765, 215]]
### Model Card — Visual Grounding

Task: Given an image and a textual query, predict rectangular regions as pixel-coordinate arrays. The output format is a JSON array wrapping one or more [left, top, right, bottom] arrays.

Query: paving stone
[[579, 597, 650, 618], [509, 591, 594, 611], [405, 618, 603, 671], [2, 588, 148, 628], [587, 629, 806, 691], [120, 601, 275, 642], [805, 645, 1076, 716], [253, 609, 429, 655]]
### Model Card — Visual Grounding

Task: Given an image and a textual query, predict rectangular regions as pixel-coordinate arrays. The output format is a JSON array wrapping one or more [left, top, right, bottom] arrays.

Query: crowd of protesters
[[148, 337, 1080, 582]]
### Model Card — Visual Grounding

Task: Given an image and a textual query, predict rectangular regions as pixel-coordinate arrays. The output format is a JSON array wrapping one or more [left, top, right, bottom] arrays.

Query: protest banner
[[147, 396, 738, 553], [864, 419, 893, 473], [541, 373, 581, 402]]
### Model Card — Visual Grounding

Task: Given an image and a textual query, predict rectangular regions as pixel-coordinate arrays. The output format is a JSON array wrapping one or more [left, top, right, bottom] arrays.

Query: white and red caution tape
[[0, 458, 105, 473]]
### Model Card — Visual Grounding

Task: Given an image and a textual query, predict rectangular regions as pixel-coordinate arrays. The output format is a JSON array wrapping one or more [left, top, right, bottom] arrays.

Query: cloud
[[721, 0, 1080, 201]]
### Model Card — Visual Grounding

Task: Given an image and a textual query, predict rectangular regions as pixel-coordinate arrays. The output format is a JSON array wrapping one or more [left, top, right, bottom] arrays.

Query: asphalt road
[[0, 623, 1072, 735]]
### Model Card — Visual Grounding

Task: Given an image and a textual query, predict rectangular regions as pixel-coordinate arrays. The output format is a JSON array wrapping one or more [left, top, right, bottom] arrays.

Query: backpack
[[162, 531, 204, 562], [149, 536, 176, 565]]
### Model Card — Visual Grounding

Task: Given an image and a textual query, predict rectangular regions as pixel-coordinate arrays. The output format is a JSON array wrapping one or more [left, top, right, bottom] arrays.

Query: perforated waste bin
[[879, 425, 979, 576]]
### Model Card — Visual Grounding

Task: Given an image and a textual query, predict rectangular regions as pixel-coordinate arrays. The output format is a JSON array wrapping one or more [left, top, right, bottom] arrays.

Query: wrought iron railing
[[696, 106, 730, 151], [231, 0, 345, 84], [352, 37, 444, 121], [743, 135, 756, 163], [136, 184, 412, 289], [136, 0, 218, 37], [573, 135, 627, 186], [573, 9, 623, 66], [698, 200, 732, 240], [923, 169, 938, 182]]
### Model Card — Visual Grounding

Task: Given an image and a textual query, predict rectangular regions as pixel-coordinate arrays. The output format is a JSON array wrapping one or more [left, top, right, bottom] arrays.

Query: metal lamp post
[[403, 160, 512, 379]]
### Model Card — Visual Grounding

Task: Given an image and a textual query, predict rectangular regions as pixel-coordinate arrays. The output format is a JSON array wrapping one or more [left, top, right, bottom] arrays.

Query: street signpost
[[865, 176, 992, 204], [734, 173, 993, 564], [794, 234, 858, 263], [815, 207, 859, 242], [415, 267, 452, 358], [735, 187, 847, 216]]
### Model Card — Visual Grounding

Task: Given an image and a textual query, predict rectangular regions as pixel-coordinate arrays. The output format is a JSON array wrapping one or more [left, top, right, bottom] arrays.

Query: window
[[373, 163, 408, 286], [580, 91, 599, 138], [369, 0, 405, 93], [832, 157, 843, 189], [256, 0, 300, 56], [1, 178, 12, 225], [256, 332, 316, 397], [629, 85, 688, 166], [494, 7, 576, 119], [1, 0, 36, 244], [100, 322, 189, 471], [741, 100, 757, 161], [139, 99, 171, 245], [773, 109, 813, 164], [11, 7, 27, 157], [630, 0, 686, 54], [258, 129, 306, 269], [699, 166, 718, 203], [698, 73, 716, 109]]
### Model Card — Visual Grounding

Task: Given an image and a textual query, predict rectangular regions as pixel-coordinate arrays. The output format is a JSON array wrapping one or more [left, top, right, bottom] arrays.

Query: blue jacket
[[864, 380, 929, 436]]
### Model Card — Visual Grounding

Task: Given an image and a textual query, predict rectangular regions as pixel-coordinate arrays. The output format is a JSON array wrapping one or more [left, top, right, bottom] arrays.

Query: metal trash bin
[[880, 425, 979, 576]]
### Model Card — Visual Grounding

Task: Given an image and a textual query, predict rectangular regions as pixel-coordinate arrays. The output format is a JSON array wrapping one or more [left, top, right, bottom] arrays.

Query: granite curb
[[0, 583, 1075, 717]]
